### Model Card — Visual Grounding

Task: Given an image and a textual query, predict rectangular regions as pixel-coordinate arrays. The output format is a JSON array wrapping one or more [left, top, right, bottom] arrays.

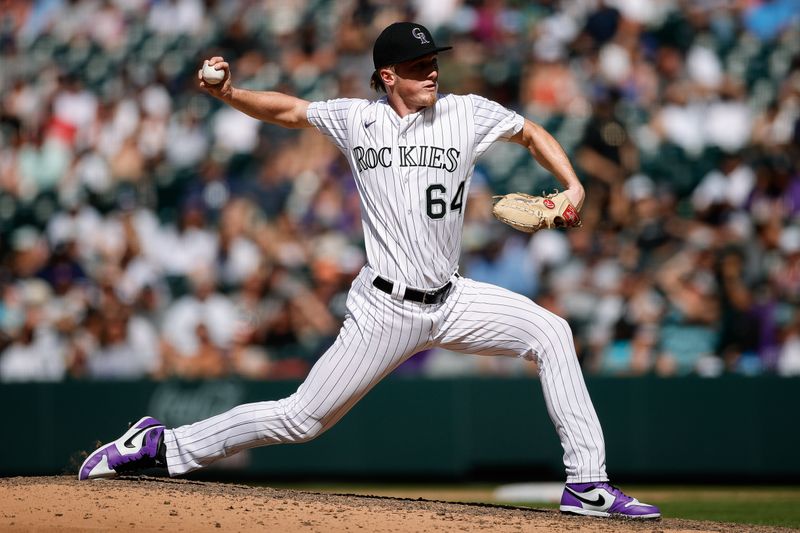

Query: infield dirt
[[0, 476, 790, 532]]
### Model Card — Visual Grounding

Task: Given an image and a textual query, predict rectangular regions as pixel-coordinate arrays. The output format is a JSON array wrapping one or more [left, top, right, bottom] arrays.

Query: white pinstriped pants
[[164, 266, 608, 482]]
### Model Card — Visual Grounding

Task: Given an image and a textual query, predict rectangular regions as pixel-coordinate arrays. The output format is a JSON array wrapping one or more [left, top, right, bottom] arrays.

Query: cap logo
[[412, 27, 429, 44]]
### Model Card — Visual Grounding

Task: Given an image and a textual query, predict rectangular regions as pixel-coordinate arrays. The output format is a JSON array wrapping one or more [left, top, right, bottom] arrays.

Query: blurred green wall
[[3, 377, 798, 482]]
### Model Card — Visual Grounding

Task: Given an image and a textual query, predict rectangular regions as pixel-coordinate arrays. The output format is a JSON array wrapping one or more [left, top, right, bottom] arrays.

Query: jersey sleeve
[[469, 94, 525, 158], [306, 98, 359, 152]]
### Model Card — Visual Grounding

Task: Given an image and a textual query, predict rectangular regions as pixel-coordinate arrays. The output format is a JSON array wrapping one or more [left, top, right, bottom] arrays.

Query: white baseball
[[201, 61, 225, 85]]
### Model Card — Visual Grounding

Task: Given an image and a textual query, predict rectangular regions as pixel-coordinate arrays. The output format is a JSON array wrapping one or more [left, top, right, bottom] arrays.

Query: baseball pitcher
[[78, 22, 660, 520]]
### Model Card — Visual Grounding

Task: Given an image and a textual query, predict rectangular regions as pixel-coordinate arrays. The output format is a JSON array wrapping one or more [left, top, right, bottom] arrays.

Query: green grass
[[658, 500, 800, 529], [653, 487, 800, 529]]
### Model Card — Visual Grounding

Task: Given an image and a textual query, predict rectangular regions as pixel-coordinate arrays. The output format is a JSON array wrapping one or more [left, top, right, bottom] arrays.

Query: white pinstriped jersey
[[164, 93, 608, 485], [307, 94, 524, 289]]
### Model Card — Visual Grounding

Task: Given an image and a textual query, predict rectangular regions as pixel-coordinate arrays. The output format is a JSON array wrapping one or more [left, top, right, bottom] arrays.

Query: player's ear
[[380, 66, 396, 89]]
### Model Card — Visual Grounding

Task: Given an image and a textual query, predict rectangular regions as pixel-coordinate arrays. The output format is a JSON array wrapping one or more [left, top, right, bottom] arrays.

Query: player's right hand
[[198, 56, 232, 99], [563, 184, 585, 212]]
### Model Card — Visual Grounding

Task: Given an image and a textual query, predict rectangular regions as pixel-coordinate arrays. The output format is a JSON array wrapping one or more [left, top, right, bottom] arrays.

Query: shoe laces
[[600, 482, 632, 502]]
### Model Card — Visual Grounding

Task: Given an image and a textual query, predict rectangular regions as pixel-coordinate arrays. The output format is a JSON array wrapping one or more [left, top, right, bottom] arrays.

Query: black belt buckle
[[420, 289, 433, 305], [421, 282, 451, 304]]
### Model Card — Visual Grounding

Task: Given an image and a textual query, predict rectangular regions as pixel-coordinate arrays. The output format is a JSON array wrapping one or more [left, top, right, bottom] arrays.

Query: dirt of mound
[[0, 476, 789, 533]]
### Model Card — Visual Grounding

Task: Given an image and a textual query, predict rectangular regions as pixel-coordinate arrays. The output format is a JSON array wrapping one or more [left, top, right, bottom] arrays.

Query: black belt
[[372, 275, 456, 304]]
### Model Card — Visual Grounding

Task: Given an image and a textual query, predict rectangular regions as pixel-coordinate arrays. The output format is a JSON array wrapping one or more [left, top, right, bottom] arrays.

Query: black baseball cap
[[373, 22, 452, 69]]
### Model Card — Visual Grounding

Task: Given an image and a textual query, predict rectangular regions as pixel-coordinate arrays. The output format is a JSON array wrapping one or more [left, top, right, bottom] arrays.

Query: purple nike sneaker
[[560, 482, 661, 519], [78, 416, 166, 481]]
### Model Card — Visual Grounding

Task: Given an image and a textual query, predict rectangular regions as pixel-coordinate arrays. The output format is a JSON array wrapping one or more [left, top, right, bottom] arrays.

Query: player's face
[[391, 54, 439, 109]]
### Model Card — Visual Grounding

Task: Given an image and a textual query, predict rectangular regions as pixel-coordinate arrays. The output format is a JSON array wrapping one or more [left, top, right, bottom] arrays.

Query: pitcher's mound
[[0, 476, 784, 532]]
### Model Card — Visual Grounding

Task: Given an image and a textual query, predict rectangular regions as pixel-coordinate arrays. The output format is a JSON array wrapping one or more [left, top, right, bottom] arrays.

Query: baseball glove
[[492, 190, 582, 233]]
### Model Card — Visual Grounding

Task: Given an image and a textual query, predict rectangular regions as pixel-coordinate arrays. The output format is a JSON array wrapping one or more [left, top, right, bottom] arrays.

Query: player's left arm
[[509, 119, 585, 211]]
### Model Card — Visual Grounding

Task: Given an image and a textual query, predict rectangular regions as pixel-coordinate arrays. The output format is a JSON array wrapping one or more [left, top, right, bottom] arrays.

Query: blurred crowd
[[1, 0, 799, 382]]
